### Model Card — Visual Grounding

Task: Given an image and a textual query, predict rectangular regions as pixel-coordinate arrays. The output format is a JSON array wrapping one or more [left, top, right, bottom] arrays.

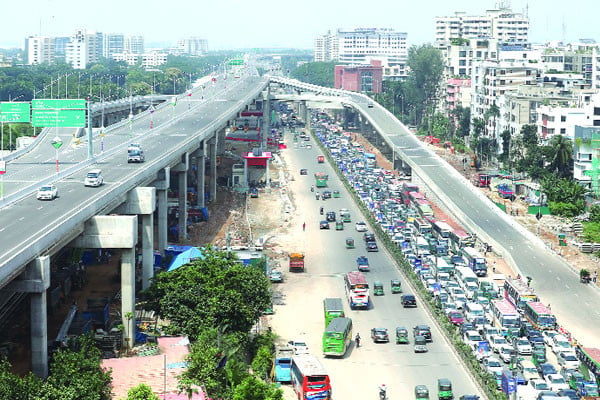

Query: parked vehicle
[[289, 253, 305, 272]]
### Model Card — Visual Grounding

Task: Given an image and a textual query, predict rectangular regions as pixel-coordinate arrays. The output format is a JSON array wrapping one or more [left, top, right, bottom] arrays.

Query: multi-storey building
[[176, 37, 208, 56], [446, 78, 472, 111], [314, 31, 338, 62], [573, 124, 600, 191], [24, 36, 55, 65], [141, 51, 167, 68], [103, 33, 124, 59], [334, 60, 383, 93], [53, 37, 70, 60], [125, 35, 144, 54], [65, 29, 101, 69], [443, 38, 499, 77]]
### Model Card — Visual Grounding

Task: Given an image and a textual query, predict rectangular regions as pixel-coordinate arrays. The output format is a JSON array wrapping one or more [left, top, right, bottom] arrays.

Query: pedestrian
[[492, 261, 496, 273], [594, 270, 598, 283], [302, 222, 306, 232]]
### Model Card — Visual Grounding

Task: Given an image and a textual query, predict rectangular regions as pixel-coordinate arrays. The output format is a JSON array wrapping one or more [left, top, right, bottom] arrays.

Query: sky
[[1, 0, 598, 50]]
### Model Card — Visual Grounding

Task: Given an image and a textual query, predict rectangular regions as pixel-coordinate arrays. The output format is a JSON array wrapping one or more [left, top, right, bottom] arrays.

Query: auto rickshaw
[[374, 281, 384, 296], [391, 279, 402, 294], [336, 221, 344, 230], [346, 237, 355, 249], [437, 378, 453, 400], [396, 327, 409, 344], [333, 190, 341, 198], [415, 385, 429, 399]]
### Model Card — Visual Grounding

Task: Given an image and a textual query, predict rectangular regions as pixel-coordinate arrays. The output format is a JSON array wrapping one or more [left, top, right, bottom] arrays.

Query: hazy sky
[[1, 0, 597, 50]]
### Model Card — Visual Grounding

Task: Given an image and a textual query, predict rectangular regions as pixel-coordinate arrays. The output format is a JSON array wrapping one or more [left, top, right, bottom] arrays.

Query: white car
[[557, 351, 580, 370], [463, 330, 484, 348], [84, 169, 104, 187], [498, 345, 513, 364], [544, 373, 569, 392], [36, 184, 58, 200], [551, 335, 572, 354], [513, 337, 533, 355], [483, 356, 504, 375], [489, 335, 509, 353], [288, 340, 309, 355], [518, 378, 550, 400], [269, 270, 283, 283], [355, 221, 367, 232], [542, 330, 560, 346]]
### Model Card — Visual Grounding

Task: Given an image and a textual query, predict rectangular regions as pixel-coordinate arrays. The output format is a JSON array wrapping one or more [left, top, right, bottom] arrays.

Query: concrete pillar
[[196, 143, 205, 208], [266, 159, 271, 187], [209, 137, 217, 202], [121, 247, 136, 349], [9, 256, 51, 378], [262, 89, 271, 149], [244, 158, 248, 187], [154, 167, 170, 256], [173, 153, 189, 242], [142, 213, 154, 289]]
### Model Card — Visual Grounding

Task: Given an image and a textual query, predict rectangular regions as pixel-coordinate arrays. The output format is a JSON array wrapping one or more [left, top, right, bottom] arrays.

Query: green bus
[[315, 172, 328, 188], [322, 317, 353, 357], [323, 298, 345, 327]]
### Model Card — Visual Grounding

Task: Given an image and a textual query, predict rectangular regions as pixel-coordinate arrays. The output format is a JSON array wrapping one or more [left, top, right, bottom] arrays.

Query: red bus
[[344, 271, 370, 309], [401, 183, 419, 204], [504, 277, 538, 312], [290, 354, 332, 400]]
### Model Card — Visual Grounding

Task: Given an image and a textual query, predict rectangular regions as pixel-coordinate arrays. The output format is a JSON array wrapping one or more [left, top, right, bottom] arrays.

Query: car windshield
[[488, 359, 501, 367], [40, 186, 52, 191], [551, 377, 565, 384], [535, 382, 550, 390]]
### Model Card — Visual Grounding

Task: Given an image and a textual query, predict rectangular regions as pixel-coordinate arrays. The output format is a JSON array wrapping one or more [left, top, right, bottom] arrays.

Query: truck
[[497, 183, 515, 200], [289, 253, 305, 272], [356, 256, 370, 272], [473, 173, 491, 188], [271, 345, 294, 383], [127, 144, 145, 163]]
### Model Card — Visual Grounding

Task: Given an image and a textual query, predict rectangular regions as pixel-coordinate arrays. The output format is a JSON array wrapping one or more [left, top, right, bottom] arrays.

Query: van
[[518, 360, 539, 382], [84, 169, 103, 187], [464, 302, 485, 321], [127, 146, 145, 163]]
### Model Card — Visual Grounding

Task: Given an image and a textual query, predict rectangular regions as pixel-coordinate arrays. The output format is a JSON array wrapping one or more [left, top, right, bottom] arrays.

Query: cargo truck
[[289, 253, 305, 272]]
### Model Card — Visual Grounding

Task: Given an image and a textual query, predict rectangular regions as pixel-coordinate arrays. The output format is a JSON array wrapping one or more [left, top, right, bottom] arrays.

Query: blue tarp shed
[[167, 247, 205, 271]]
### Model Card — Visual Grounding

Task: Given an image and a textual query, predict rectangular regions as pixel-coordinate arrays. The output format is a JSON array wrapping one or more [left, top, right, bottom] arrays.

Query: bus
[[314, 172, 328, 188], [323, 298, 345, 327], [322, 317, 353, 357], [490, 299, 520, 336], [523, 302, 556, 330], [413, 218, 433, 236], [401, 182, 419, 204], [414, 236, 431, 257], [461, 247, 488, 277], [291, 354, 332, 400], [432, 221, 453, 240], [455, 266, 479, 299], [504, 277, 538, 312], [448, 228, 475, 253], [415, 200, 434, 217], [344, 271, 370, 309]]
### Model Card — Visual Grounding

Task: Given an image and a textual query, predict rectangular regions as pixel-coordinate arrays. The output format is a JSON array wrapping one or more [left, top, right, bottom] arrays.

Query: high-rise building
[[125, 35, 144, 54], [53, 37, 70, 59], [313, 31, 338, 62], [176, 37, 208, 56], [103, 33, 124, 58], [24, 36, 55, 65], [65, 29, 101, 69]]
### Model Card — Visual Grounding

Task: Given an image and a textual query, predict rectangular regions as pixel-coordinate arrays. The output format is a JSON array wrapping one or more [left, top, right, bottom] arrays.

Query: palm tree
[[547, 135, 572, 178]]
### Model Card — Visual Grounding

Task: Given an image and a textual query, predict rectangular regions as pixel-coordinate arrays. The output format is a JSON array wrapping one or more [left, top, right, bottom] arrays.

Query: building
[[334, 60, 383, 93], [125, 35, 144, 54], [112, 50, 140, 66], [65, 29, 101, 69], [24, 36, 55, 65], [443, 38, 499, 77], [573, 126, 600, 191], [103, 33, 124, 58], [446, 77, 472, 111], [53, 37, 70, 60], [141, 50, 167, 68], [435, 8, 529, 51], [176, 37, 208, 56], [314, 28, 408, 80]]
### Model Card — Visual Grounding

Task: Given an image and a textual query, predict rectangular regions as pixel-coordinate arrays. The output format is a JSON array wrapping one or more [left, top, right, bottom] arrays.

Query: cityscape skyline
[[1, 0, 598, 50]]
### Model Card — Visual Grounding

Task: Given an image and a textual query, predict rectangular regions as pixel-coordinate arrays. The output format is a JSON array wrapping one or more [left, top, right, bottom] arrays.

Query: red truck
[[289, 253, 305, 272], [473, 173, 491, 188], [317, 155, 325, 163]]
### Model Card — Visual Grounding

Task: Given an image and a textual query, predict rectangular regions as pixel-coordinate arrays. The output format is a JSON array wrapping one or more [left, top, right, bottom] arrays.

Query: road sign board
[[0, 102, 30, 123], [32, 109, 86, 127], [228, 59, 244, 66], [31, 99, 86, 110]]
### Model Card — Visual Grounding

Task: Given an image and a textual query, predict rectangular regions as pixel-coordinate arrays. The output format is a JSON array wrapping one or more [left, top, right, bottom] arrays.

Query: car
[[448, 311, 465, 325], [322, 190, 332, 199], [299, 168, 308, 175], [249, 187, 259, 198], [543, 330, 560, 346], [84, 169, 103, 187], [545, 374, 569, 392], [459, 396, 480, 400], [305, 144, 312, 149], [355, 221, 368, 232], [413, 325, 432, 342], [363, 232, 376, 242], [520, 379, 551, 400], [463, 330, 483, 348], [287, 340, 308, 355], [537, 363, 558, 378], [519, 360, 540, 382], [513, 337, 533, 355], [401, 294, 417, 308], [414, 335, 428, 353], [557, 389, 579, 400], [319, 220, 330, 229], [556, 352, 580, 370], [269, 270, 283, 283], [326, 211, 336, 222], [551, 335, 572, 355], [489, 335, 509, 353], [36, 184, 58, 200], [535, 390, 560, 399], [356, 256, 370, 272], [371, 328, 389, 343], [483, 357, 503, 375], [498, 345, 513, 364], [559, 366, 578, 381], [483, 326, 502, 342], [366, 241, 379, 252]]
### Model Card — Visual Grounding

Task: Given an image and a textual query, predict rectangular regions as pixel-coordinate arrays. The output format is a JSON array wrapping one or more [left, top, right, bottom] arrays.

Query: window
[[561, 116, 566, 122], [594, 107, 600, 116], [560, 128, 566, 134]]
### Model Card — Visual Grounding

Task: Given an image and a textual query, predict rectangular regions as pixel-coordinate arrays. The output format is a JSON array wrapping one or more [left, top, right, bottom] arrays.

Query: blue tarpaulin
[[168, 247, 205, 271]]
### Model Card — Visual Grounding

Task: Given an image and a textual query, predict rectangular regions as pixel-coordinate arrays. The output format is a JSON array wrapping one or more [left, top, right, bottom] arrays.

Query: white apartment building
[[65, 29, 101, 69], [112, 50, 140, 66], [444, 38, 499, 77], [314, 28, 408, 79], [176, 37, 208, 56], [592, 47, 600, 90], [24, 36, 55, 65], [435, 8, 529, 50], [125, 35, 144, 54], [141, 51, 167, 68], [103, 33, 124, 58]]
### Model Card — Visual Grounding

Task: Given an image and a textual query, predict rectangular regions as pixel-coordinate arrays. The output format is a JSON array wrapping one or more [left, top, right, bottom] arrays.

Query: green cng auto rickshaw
[[391, 279, 402, 293], [396, 327, 409, 344], [336, 221, 344, 230], [374, 281, 384, 296], [346, 237, 355, 249], [333, 190, 341, 198], [437, 378, 453, 400], [415, 385, 430, 399]]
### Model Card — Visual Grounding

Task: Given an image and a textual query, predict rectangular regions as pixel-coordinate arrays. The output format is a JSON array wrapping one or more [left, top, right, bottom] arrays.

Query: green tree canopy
[[291, 62, 336, 87], [125, 383, 160, 400]]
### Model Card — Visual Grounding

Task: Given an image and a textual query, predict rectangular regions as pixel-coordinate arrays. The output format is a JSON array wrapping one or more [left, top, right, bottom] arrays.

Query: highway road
[[0, 74, 268, 286], [342, 93, 600, 347], [270, 131, 483, 399]]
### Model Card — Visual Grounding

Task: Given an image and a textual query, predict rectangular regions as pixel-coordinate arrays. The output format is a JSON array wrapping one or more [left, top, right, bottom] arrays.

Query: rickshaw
[[391, 279, 402, 294], [374, 281, 384, 296], [333, 190, 341, 198], [437, 378, 453, 400], [346, 237, 355, 249], [414, 385, 429, 399], [335, 221, 344, 230], [396, 327, 409, 344]]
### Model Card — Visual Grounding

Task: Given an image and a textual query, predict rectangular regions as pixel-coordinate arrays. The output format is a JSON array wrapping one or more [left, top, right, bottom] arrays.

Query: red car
[[448, 311, 465, 325]]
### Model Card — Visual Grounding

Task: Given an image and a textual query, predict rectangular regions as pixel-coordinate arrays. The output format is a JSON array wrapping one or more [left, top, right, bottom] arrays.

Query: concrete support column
[[178, 170, 187, 241], [157, 189, 167, 255], [266, 159, 271, 187], [262, 89, 271, 149], [121, 247, 136, 349], [142, 213, 153, 289], [209, 137, 217, 202], [196, 143, 205, 208], [244, 158, 248, 187]]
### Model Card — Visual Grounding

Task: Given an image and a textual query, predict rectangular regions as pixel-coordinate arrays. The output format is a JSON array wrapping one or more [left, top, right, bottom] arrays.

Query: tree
[[500, 129, 511, 160], [546, 135, 573, 178], [232, 376, 283, 400], [125, 383, 160, 400], [143, 248, 271, 338], [291, 62, 336, 87], [541, 175, 587, 217], [405, 45, 444, 127]]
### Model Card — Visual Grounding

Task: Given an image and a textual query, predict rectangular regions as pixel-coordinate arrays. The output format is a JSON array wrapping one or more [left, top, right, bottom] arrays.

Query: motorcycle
[[310, 185, 314, 192], [320, 207, 324, 215], [379, 386, 387, 400], [355, 334, 361, 348]]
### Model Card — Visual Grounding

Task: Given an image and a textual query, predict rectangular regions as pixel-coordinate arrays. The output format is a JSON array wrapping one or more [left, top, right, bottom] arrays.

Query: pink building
[[334, 60, 383, 93], [446, 77, 471, 111]]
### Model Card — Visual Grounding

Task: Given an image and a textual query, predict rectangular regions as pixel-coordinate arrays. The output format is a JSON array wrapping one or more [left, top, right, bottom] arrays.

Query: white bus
[[455, 266, 479, 299], [490, 299, 520, 336], [344, 271, 370, 309], [461, 247, 488, 277]]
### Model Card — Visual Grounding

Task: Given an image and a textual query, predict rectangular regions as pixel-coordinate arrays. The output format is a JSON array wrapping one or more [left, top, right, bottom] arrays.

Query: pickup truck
[[356, 256, 370, 272]]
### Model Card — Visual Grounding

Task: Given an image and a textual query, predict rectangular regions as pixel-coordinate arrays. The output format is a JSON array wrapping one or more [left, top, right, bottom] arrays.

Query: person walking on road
[[302, 222, 306, 232]]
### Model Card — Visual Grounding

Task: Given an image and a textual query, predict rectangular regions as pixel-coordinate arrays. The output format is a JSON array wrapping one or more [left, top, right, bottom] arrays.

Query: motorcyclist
[[379, 384, 387, 399], [320, 206, 324, 215], [310, 185, 314, 192], [355, 333, 361, 348]]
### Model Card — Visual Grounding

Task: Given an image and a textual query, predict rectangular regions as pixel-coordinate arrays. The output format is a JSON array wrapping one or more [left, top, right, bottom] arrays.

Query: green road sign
[[32, 109, 86, 127], [32, 99, 86, 110], [0, 102, 30, 123], [228, 59, 244, 66], [51, 137, 63, 149]]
